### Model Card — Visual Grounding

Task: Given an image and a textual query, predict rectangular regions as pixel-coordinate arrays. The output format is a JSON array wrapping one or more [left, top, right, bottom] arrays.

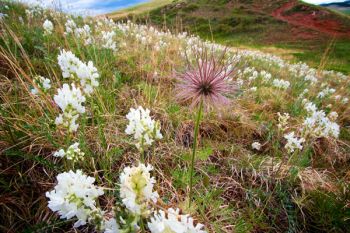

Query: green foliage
[[303, 191, 350, 232]]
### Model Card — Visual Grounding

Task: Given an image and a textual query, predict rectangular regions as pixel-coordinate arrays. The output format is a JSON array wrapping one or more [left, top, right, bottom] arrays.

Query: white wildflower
[[249, 87, 257, 92], [57, 50, 99, 95], [53, 142, 84, 162], [53, 149, 65, 158], [54, 83, 86, 132], [334, 95, 341, 100], [119, 163, 159, 216], [284, 132, 305, 153], [251, 142, 262, 151], [304, 74, 317, 84], [298, 89, 308, 99], [58, 49, 81, 78], [148, 208, 207, 233], [277, 112, 290, 132], [260, 70, 271, 83], [101, 31, 117, 51], [317, 87, 335, 99], [125, 106, 162, 151], [43, 19, 54, 35], [302, 102, 340, 138], [103, 218, 120, 233], [74, 24, 92, 45], [75, 61, 99, 94], [328, 112, 338, 121], [31, 75, 51, 95], [304, 101, 317, 113], [65, 19, 76, 34], [273, 79, 290, 89], [46, 170, 104, 228]]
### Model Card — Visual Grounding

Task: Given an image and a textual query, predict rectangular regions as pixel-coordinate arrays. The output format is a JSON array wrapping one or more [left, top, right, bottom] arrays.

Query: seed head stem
[[189, 99, 203, 208]]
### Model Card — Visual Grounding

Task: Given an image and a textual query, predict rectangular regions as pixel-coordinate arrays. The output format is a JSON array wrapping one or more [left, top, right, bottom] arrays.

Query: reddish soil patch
[[272, 1, 350, 38]]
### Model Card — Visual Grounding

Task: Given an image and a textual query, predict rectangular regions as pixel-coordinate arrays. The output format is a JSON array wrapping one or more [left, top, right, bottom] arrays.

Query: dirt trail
[[271, 1, 350, 37]]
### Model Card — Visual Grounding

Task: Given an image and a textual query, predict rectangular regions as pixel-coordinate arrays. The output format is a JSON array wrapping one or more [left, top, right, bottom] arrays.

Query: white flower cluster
[[54, 83, 86, 132], [298, 88, 309, 99], [272, 79, 290, 90], [101, 31, 117, 51], [125, 106, 163, 151], [53, 142, 85, 162], [248, 71, 258, 82], [148, 208, 207, 233], [74, 24, 93, 45], [31, 75, 51, 95], [58, 50, 99, 94], [260, 70, 272, 83], [65, 19, 77, 34], [251, 142, 261, 151], [43, 19, 54, 35], [284, 132, 305, 153], [102, 218, 120, 233], [334, 95, 349, 104], [249, 86, 257, 92], [25, 5, 42, 19], [302, 101, 340, 139], [58, 50, 81, 78], [96, 18, 117, 31], [46, 170, 104, 228], [119, 163, 159, 216], [64, 19, 92, 45], [317, 87, 335, 99], [244, 69, 272, 84], [304, 74, 318, 84], [277, 112, 290, 132]]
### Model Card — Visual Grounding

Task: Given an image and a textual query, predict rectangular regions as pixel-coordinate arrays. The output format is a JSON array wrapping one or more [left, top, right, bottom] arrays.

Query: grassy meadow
[[110, 0, 350, 74], [0, 1, 350, 233]]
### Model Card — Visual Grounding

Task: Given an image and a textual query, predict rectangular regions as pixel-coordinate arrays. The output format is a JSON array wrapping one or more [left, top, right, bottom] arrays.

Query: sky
[[20, 0, 149, 16], [20, 0, 347, 16]]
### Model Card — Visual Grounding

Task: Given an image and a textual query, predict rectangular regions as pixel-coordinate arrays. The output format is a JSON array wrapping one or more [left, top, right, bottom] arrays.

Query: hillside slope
[[110, 0, 350, 73]]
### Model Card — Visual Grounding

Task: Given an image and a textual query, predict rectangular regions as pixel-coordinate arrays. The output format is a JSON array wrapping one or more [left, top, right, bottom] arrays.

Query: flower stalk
[[189, 99, 203, 208]]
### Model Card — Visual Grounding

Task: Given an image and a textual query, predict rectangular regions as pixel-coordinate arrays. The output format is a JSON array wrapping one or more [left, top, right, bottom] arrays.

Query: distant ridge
[[130, 0, 350, 40], [320, 0, 350, 14], [320, 0, 350, 7]]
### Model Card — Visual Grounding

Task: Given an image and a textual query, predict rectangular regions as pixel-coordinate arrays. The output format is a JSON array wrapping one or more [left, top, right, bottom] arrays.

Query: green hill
[[109, 0, 350, 73]]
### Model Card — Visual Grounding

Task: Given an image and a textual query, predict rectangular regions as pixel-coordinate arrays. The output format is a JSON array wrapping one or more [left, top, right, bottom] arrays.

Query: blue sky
[[20, 0, 150, 15], [21, 0, 347, 16]]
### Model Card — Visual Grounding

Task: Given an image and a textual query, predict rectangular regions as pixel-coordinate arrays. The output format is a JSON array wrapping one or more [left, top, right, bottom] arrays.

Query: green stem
[[189, 100, 203, 208], [140, 148, 145, 164], [140, 218, 146, 233]]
